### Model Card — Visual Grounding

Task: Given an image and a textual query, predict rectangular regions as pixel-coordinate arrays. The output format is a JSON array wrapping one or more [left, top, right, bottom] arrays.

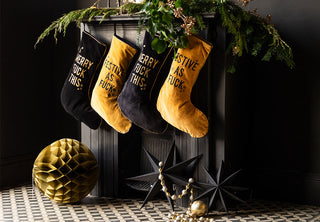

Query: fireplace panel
[[80, 15, 228, 203]]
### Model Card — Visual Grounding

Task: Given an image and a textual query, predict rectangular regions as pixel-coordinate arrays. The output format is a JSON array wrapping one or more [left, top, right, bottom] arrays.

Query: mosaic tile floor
[[1, 184, 320, 222]]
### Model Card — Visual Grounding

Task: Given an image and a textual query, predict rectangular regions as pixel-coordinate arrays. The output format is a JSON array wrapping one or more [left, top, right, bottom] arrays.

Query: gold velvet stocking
[[91, 35, 138, 133], [157, 35, 213, 138]]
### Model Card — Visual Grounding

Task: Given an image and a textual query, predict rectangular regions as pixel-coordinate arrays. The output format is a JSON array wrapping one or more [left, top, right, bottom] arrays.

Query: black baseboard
[[250, 169, 320, 205], [302, 173, 320, 205], [0, 154, 35, 189]]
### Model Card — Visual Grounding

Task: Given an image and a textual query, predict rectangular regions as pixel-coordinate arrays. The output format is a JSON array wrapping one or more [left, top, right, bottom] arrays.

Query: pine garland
[[215, 0, 294, 72], [34, 0, 295, 72], [34, 4, 143, 48]]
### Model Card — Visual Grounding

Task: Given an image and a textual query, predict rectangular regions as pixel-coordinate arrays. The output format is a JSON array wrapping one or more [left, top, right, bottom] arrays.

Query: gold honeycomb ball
[[190, 200, 208, 217], [33, 138, 99, 203]]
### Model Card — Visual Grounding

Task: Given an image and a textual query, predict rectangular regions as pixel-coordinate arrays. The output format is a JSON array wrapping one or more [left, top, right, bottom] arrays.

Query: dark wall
[[1, 0, 320, 205], [0, 0, 80, 188], [243, 0, 320, 204]]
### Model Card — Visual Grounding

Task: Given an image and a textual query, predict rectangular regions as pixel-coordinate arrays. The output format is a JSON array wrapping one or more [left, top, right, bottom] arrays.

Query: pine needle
[[34, 3, 143, 48], [34, 0, 294, 71]]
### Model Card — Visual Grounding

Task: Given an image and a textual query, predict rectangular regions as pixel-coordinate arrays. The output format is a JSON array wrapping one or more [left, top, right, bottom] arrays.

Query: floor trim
[[0, 154, 35, 189]]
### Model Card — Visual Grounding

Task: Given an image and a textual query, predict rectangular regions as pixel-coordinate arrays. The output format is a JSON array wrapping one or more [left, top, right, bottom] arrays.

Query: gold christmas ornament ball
[[190, 200, 208, 217], [33, 138, 99, 203]]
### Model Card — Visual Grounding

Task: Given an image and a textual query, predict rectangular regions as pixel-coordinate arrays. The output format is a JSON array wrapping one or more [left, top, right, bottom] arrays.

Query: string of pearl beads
[[168, 211, 215, 222], [158, 161, 194, 200], [158, 161, 214, 222]]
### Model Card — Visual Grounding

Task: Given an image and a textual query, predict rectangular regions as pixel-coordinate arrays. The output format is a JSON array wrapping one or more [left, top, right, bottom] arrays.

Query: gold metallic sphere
[[33, 138, 99, 203], [190, 200, 208, 217]]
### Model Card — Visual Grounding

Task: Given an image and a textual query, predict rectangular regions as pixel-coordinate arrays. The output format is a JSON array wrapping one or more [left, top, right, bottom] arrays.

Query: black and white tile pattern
[[1, 184, 320, 221]]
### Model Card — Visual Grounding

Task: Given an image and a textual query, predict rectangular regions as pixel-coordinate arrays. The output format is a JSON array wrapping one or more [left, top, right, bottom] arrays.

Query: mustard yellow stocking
[[157, 35, 213, 138], [91, 35, 138, 133]]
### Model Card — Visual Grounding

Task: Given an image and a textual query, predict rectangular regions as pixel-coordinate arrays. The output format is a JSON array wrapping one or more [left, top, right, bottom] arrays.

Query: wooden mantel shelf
[[82, 12, 215, 22]]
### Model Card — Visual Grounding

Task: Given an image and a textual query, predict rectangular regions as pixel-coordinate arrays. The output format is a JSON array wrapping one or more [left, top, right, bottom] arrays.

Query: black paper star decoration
[[194, 161, 247, 213], [126, 142, 202, 210]]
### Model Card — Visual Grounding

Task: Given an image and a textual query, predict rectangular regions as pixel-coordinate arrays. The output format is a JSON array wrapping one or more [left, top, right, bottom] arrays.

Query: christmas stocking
[[61, 31, 107, 129], [91, 35, 138, 134], [117, 32, 173, 134], [156, 35, 213, 138]]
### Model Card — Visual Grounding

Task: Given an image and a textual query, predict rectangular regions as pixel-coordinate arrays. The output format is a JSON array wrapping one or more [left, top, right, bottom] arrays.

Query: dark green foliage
[[34, 0, 294, 72], [121, 2, 144, 14], [139, 0, 294, 71], [215, 1, 294, 72], [139, 0, 186, 54], [139, 0, 214, 54], [151, 37, 168, 54], [34, 4, 143, 48]]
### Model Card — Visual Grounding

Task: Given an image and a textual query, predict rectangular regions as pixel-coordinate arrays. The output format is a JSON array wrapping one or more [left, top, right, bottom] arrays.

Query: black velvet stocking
[[61, 31, 107, 129], [118, 32, 172, 133]]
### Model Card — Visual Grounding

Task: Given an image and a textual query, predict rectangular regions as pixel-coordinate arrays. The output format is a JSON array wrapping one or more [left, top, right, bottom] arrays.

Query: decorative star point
[[195, 161, 247, 213], [126, 142, 202, 210]]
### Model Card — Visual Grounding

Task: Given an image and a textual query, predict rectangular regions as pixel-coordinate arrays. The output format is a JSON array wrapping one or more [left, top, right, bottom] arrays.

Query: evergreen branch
[[215, 0, 294, 72], [34, 0, 294, 72], [34, 3, 143, 48], [121, 2, 144, 14], [100, 8, 121, 22], [262, 23, 294, 68]]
